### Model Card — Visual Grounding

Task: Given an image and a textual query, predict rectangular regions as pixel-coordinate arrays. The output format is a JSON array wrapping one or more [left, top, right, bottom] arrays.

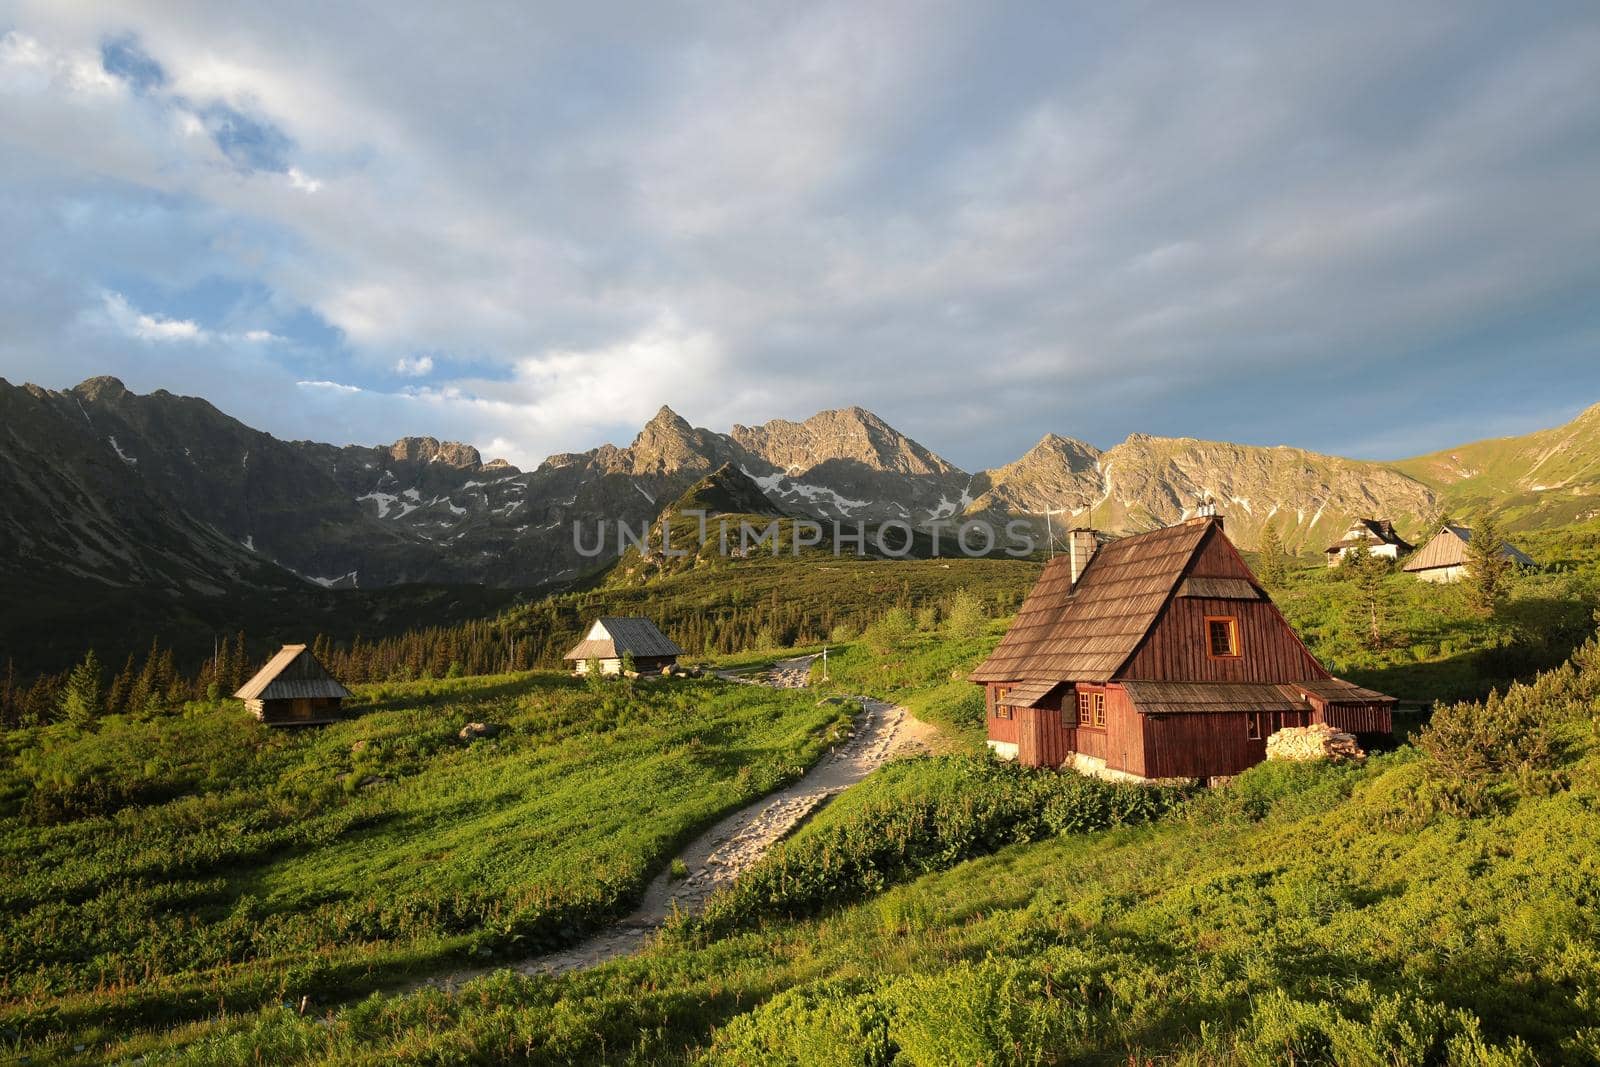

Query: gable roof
[[563, 616, 684, 661], [234, 645, 352, 701], [1403, 525, 1536, 572], [1325, 518, 1413, 553], [970, 519, 1213, 684]]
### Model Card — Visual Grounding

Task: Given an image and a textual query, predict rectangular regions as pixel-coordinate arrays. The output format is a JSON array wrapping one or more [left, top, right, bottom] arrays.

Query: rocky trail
[[417, 656, 932, 991]]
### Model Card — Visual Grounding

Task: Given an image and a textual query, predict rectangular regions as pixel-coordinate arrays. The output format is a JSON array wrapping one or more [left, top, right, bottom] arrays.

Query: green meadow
[[0, 672, 849, 1055]]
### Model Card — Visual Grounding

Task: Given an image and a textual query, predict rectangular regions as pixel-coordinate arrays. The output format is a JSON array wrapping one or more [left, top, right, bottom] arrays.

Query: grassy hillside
[[0, 671, 851, 1055], [1263, 549, 1599, 706], [87, 628, 1600, 1064], [1395, 401, 1600, 530]]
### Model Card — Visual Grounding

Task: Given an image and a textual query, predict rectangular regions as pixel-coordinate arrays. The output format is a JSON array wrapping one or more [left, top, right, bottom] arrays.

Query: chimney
[[1067, 528, 1098, 587]]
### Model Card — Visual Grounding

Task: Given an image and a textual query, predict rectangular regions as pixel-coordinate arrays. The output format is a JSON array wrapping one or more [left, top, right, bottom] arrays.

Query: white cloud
[[286, 166, 321, 193], [98, 291, 206, 342], [6, 4, 1600, 470], [239, 329, 281, 342], [295, 379, 362, 394], [0, 30, 120, 98]]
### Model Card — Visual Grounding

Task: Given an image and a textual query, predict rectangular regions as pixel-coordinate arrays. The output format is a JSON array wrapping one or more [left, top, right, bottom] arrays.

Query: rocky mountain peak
[[388, 436, 482, 468], [73, 376, 130, 402], [731, 407, 959, 477], [626, 405, 723, 475], [663, 462, 784, 518]]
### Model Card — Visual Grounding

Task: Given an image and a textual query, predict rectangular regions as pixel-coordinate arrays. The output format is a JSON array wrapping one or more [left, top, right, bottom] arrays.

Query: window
[[1206, 616, 1241, 658], [994, 686, 1012, 720], [1077, 688, 1106, 727], [1247, 712, 1263, 740]]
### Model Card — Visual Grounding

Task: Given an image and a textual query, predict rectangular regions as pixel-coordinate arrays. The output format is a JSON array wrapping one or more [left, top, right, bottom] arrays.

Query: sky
[[1, 1, 1598, 473]]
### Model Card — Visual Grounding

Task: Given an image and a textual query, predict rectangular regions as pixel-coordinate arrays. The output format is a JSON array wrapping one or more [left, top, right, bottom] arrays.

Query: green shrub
[[678, 757, 1184, 940]]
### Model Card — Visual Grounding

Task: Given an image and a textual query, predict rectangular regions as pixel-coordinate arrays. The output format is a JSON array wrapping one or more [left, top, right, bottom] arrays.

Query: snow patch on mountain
[[107, 436, 137, 465]]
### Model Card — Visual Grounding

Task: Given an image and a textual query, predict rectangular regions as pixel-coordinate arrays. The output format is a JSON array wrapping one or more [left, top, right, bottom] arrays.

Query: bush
[[678, 757, 1184, 940], [944, 588, 987, 639]]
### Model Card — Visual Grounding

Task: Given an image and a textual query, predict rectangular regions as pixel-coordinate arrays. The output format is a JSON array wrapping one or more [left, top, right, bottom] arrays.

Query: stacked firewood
[[1265, 722, 1365, 763]]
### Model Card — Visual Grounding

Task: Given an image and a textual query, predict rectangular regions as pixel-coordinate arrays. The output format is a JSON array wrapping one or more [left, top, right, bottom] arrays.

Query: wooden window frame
[[1076, 686, 1106, 729], [993, 686, 1013, 720], [1247, 712, 1263, 740], [1205, 615, 1242, 659]]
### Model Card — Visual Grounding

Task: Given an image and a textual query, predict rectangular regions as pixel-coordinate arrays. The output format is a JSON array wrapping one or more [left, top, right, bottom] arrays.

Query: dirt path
[[416, 657, 931, 991]]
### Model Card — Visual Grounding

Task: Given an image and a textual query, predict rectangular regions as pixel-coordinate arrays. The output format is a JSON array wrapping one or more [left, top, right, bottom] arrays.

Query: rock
[[350, 739, 369, 752], [459, 722, 502, 741], [1265, 723, 1365, 763], [358, 775, 390, 789]]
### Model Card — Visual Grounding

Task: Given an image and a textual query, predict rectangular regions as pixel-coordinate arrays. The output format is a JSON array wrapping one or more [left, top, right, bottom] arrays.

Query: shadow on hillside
[[1344, 594, 1592, 707], [351, 674, 571, 716]]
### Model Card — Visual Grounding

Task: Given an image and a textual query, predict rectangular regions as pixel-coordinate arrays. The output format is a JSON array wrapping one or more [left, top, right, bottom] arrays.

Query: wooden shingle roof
[[1403, 525, 1535, 572], [998, 680, 1059, 709], [1177, 576, 1262, 600], [1282, 678, 1396, 705], [970, 519, 1213, 684], [563, 617, 684, 661], [234, 645, 352, 701], [1120, 677, 1394, 715], [1120, 681, 1305, 715]]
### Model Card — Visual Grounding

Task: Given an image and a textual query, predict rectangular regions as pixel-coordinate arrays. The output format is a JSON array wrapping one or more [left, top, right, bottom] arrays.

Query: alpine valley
[[4, 374, 1599, 671]]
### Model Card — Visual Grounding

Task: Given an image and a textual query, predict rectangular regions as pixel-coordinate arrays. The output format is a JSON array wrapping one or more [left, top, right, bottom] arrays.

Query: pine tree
[[1256, 522, 1286, 585], [107, 654, 136, 714], [1466, 513, 1511, 615], [1342, 546, 1390, 649], [58, 649, 104, 728]]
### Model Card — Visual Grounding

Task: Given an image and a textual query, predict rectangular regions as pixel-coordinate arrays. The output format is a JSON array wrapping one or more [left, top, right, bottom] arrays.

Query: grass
[[0, 670, 852, 1056], [83, 631, 1600, 1065], [811, 624, 1004, 751], [76, 631, 1600, 1065], [14, 523, 1600, 1061], [1261, 552, 1599, 706]]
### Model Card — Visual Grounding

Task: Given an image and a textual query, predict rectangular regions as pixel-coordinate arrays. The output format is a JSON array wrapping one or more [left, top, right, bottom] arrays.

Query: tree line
[[0, 576, 1008, 730]]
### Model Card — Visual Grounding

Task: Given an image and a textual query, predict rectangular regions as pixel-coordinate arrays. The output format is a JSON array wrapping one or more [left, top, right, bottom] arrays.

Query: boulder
[[1265, 722, 1365, 763], [459, 722, 502, 741]]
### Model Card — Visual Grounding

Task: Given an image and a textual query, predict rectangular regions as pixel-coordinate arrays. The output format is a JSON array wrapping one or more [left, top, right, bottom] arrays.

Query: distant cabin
[[1403, 524, 1536, 583], [1324, 518, 1413, 566], [234, 644, 352, 725], [971, 516, 1395, 783], [563, 617, 683, 676]]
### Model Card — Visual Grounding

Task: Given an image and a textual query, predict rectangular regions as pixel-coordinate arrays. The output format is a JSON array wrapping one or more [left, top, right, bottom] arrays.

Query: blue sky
[[1, 1, 1598, 471]]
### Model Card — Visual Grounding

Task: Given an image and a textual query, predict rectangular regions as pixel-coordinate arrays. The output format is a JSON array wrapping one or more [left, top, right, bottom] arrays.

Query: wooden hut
[[971, 516, 1394, 783], [1403, 524, 1536, 583], [1323, 518, 1412, 566], [234, 644, 352, 725], [563, 617, 683, 676]]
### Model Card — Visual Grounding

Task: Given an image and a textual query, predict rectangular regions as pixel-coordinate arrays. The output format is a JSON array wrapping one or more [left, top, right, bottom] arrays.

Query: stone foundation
[[986, 739, 1019, 760]]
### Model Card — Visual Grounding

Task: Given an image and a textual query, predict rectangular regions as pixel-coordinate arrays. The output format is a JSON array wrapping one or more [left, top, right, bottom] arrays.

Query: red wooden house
[[971, 516, 1393, 782]]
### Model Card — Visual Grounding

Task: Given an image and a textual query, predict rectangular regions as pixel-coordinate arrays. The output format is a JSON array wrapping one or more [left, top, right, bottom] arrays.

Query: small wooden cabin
[[1324, 518, 1412, 566], [1403, 524, 1536, 583], [563, 617, 683, 676], [234, 644, 352, 725], [972, 516, 1394, 783]]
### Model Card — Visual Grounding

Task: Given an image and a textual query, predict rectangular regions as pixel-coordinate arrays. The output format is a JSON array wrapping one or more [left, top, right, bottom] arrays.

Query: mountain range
[[4, 375, 1598, 603]]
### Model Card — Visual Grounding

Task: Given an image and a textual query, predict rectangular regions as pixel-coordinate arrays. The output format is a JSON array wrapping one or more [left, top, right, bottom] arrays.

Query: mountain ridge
[[4, 375, 1598, 599]]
